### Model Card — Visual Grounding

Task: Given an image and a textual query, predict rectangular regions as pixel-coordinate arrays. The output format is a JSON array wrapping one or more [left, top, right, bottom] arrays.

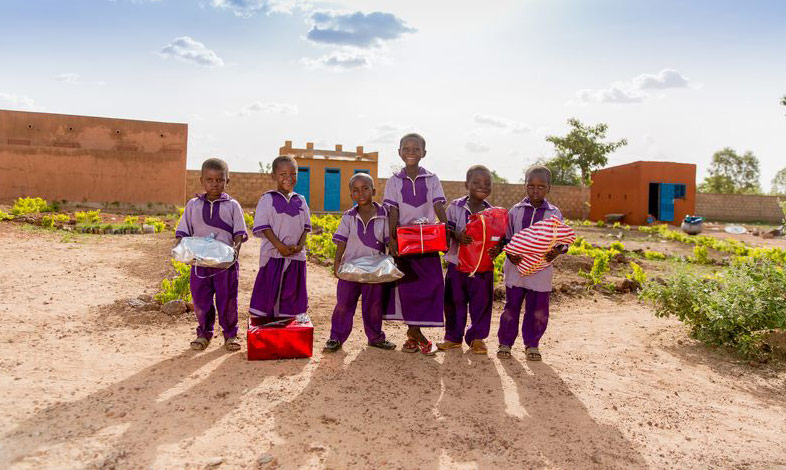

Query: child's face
[[465, 171, 492, 201], [350, 176, 375, 207], [274, 162, 297, 193], [526, 174, 550, 204], [200, 168, 227, 200], [398, 137, 426, 168]]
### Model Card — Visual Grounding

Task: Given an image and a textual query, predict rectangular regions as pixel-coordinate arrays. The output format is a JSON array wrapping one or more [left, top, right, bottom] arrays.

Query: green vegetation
[[698, 147, 761, 194], [155, 259, 192, 303], [244, 212, 254, 230], [41, 214, 71, 228], [644, 250, 668, 261], [75, 210, 102, 224], [124, 215, 139, 224], [626, 261, 647, 285], [692, 245, 711, 264], [0, 210, 14, 221], [144, 217, 166, 233], [641, 259, 786, 360], [11, 197, 56, 215]]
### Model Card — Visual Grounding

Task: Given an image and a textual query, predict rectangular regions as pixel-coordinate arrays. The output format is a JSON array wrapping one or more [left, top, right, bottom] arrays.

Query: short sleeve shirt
[[252, 190, 311, 266], [382, 167, 447, 225], [332, 202, 389, 263], [175, 192, 248, 247]]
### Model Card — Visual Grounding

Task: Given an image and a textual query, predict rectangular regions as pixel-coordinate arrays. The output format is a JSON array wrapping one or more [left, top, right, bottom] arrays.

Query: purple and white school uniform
[[329, 203, 391, 344], [443, 196, 494, 345], [249, 190, 311, 318], [176, 192, 248, 340], [498, 197, 564, 348], [382, 167, 447, 327]]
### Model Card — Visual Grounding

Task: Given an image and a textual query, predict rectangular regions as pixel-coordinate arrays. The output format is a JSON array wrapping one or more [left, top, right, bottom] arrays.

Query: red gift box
[[458, 207, 509, 275], [247, 316, 313, 360], [396, 223, 448, 256]]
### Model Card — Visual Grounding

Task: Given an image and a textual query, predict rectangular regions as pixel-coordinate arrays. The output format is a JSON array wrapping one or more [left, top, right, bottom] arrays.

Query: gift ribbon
[[468, 214, 486, 278], [419, 223, 424, 254]]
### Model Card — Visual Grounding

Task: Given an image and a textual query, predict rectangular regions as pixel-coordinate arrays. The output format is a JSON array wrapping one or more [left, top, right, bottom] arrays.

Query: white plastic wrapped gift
[[337, 254, 404, 284], [172, 234, 236, 268]]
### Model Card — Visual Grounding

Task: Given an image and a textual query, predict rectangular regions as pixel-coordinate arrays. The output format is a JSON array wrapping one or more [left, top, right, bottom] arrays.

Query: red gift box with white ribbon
[[247, 316, 313, 360], [396, 223, 448, 256]]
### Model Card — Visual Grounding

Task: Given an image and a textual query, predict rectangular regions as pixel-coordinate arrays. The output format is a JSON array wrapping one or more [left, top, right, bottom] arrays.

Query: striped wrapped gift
[[503, 216, 577, 276]]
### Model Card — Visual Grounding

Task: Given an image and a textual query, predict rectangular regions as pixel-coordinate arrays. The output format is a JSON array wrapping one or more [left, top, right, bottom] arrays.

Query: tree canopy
[[535, 155, 581, 186], [771, 167, 786, 195], [545, 118, 628, 186], [490, 170, 509, 184], [698, 147, 761, 194]]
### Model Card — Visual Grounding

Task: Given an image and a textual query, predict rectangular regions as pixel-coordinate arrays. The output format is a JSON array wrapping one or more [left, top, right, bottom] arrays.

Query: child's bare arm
[[232, 234, 245, 255], [434, 202, 448, 224], [333, 241, 347, 277], [388, 206, 399, 256], [291, 231, 308, 253], [261, 229, 292, 256]]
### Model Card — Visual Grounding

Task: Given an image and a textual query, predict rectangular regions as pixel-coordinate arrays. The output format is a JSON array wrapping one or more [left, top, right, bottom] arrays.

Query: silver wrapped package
[[172, 235, 236, 268], [337, 254, 404, 284]]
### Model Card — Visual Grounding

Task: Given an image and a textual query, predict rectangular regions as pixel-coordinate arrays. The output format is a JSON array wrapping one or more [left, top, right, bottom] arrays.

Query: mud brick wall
[[696, 193, 784, 223], [186, 170, 276, 209]]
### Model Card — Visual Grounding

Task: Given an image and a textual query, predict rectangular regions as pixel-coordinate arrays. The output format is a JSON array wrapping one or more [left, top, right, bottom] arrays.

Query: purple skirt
[[384, 252, 444, 327], [249, 258, 308, 318]]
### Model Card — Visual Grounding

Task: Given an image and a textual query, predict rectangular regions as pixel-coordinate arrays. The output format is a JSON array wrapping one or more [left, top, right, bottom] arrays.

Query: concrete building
[[278, 140, 379, 212], [589, 161, 696, 225], [0, 109, 187, 208]]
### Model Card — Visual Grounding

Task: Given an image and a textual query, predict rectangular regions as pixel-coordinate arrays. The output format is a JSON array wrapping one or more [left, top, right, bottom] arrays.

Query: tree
[[535, 155, 581, 186], [781, 95, 786, 107], [698, 147, 761, 194], [771, 167, 786, 195], [545, 118, 628, 186], [258, 162, 272, 173], [490, 170, 508, 184]]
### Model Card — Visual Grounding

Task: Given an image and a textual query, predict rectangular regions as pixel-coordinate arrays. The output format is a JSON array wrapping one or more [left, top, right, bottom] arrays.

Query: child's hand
[[544, 246, 561, 262], [290, 244, 304, 254], [276, 243, 292, 256], [455, 230, 473, 245], [488, 244, 502, 258], [507, 253, 522, 265]]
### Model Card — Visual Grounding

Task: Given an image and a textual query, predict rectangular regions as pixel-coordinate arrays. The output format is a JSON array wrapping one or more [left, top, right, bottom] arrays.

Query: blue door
[[324, 168, 341, 211], [294, 167, 310, 205], [659, 183, 675, 222], [354, 169, 369, 174]]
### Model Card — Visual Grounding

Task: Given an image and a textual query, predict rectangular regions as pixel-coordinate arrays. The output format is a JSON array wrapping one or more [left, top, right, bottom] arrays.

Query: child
[[438, 165, 495, 354], [323, 173, 397, 352], [175, 158, 247, 351], [249, 156, 310, 319], [383, 133, 448, 355], [495, 165, 565, 361]]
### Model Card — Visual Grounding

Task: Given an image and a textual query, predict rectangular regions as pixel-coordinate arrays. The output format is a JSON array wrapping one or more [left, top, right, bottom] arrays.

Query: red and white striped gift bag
[[503, 216, 577, 277]]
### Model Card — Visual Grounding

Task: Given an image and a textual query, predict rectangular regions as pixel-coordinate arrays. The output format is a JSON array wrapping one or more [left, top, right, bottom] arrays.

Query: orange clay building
[[589, 161, 696, 226], [0, 109, 187, 207], [278, 140, 378, 212]]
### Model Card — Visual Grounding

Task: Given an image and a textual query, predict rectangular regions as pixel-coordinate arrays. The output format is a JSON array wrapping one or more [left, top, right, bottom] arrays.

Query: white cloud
[[473, 114, 531, 134], [575, 69, 696, 105], [210, 0, 307, 17], [159, 36, 224, 67], [300, 50, 371, 70], [465, 141, 490, 153], [632, 69, 691, 90], [576, 85, 646, 104], [0, 92, 35, 109], [56, 73, 80, 84], [229, 101, 299, 117], [369, 122, 404, 144], [306, 10, 416, 48]]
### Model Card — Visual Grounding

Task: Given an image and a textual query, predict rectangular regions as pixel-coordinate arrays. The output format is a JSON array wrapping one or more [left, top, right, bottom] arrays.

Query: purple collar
[[514, 197, 556, 212], [345, 202, 386, 219], [394, 166, 432, 180], [454, 195, 492, 213], [196, 192, 231, 203]]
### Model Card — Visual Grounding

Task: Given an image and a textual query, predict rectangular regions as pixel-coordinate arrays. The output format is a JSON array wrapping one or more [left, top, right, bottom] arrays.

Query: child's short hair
[[466, 164, 491, 182], [399, 133, 426, 149], [272, 155, 298, 173], [525, 165, 552, 185], [348, 172, 374, 189], [202, 158, 229, 175]]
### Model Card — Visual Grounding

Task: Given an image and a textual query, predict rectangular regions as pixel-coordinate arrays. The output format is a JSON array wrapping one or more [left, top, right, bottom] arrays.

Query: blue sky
[[1, 0, 785, 188]]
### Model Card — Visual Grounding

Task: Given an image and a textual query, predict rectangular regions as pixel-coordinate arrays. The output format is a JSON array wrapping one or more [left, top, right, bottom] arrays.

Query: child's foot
[[402, 338, 419, 353], [224, 336, 241, 352], [190, 337, 210, 351], [525, 347, 542, 361], [323, 339, 342, 353], [369, 339, 396, 350], [436, 340, 462, 351], [417, 340, 438, 356], [470, 339, 488, 355], [496, 345, 512, 359]]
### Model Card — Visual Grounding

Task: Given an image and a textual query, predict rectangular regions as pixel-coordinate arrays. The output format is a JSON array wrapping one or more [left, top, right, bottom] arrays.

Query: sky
[[1, 0, 785, 189]]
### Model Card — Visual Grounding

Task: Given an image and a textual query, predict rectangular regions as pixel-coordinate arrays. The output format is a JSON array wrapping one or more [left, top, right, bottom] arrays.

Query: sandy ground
[[0, 223, 785, 470]]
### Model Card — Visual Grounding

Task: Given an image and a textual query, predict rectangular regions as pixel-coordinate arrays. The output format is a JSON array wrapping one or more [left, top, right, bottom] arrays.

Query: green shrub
[[596, 220, 606, 228], [580, 251, 610, 285], [124, 215, 139, 225], [41, 214, 71, 228], [692, 245, 711, 264], [0, 210, 14, 221], [144, 217, 166, 233], [75, 210, 101, 224], [640, 259, 786, 360], [644, 250, 668, 261], [244, 212, 254, 230], [306, 231, 336, 263], [626, 261, 647, 285], [11, 197, 54, 215], [155, 259, 192, 303], [610, 241, 625, 252]]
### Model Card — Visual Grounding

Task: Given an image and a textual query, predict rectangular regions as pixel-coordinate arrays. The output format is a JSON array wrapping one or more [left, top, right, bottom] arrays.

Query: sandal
[[369, 339, 396, 350], [470, 339, 488, 355], [190, 337, 210, 351], [436, 340, 462, 351], [497, 345, 512, 359], [418, 340, 438, 356], [224, 336, 241, 352], [323, 339, 342, 353], [402, 338, 419, 353], [525, 347, 542, 361]]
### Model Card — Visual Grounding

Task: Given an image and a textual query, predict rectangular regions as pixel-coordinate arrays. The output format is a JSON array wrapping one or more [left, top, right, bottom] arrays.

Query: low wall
[[696, 193, 784, 223]]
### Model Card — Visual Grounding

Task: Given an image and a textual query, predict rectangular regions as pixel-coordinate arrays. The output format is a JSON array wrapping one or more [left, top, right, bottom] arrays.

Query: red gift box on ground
[[458, 207, 509, 275], [396, 223, 448, 255], [247, 316, 313, 360]]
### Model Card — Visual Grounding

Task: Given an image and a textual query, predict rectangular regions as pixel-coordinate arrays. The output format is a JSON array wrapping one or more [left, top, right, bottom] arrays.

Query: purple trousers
[[497, 286, 550, 348], [384, 252, 444, 327], [329, 280, 388, 344], [443, 263, 493, 345], [249, 258, 308, 318], [190, 263, 239, 340]]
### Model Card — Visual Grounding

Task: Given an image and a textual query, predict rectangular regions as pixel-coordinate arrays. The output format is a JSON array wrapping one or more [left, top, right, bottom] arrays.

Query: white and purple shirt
[[252, 190, 311, 266], [176, 192, 248, 247], [503, 198, 564, 292], [444, 196, 493, 265], [383, 167, 447, 225], [332, 202, 390, 264]]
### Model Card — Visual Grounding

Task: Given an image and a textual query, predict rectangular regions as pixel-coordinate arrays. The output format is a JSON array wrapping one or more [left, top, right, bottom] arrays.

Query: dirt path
[[0, 224, 784, 469]]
